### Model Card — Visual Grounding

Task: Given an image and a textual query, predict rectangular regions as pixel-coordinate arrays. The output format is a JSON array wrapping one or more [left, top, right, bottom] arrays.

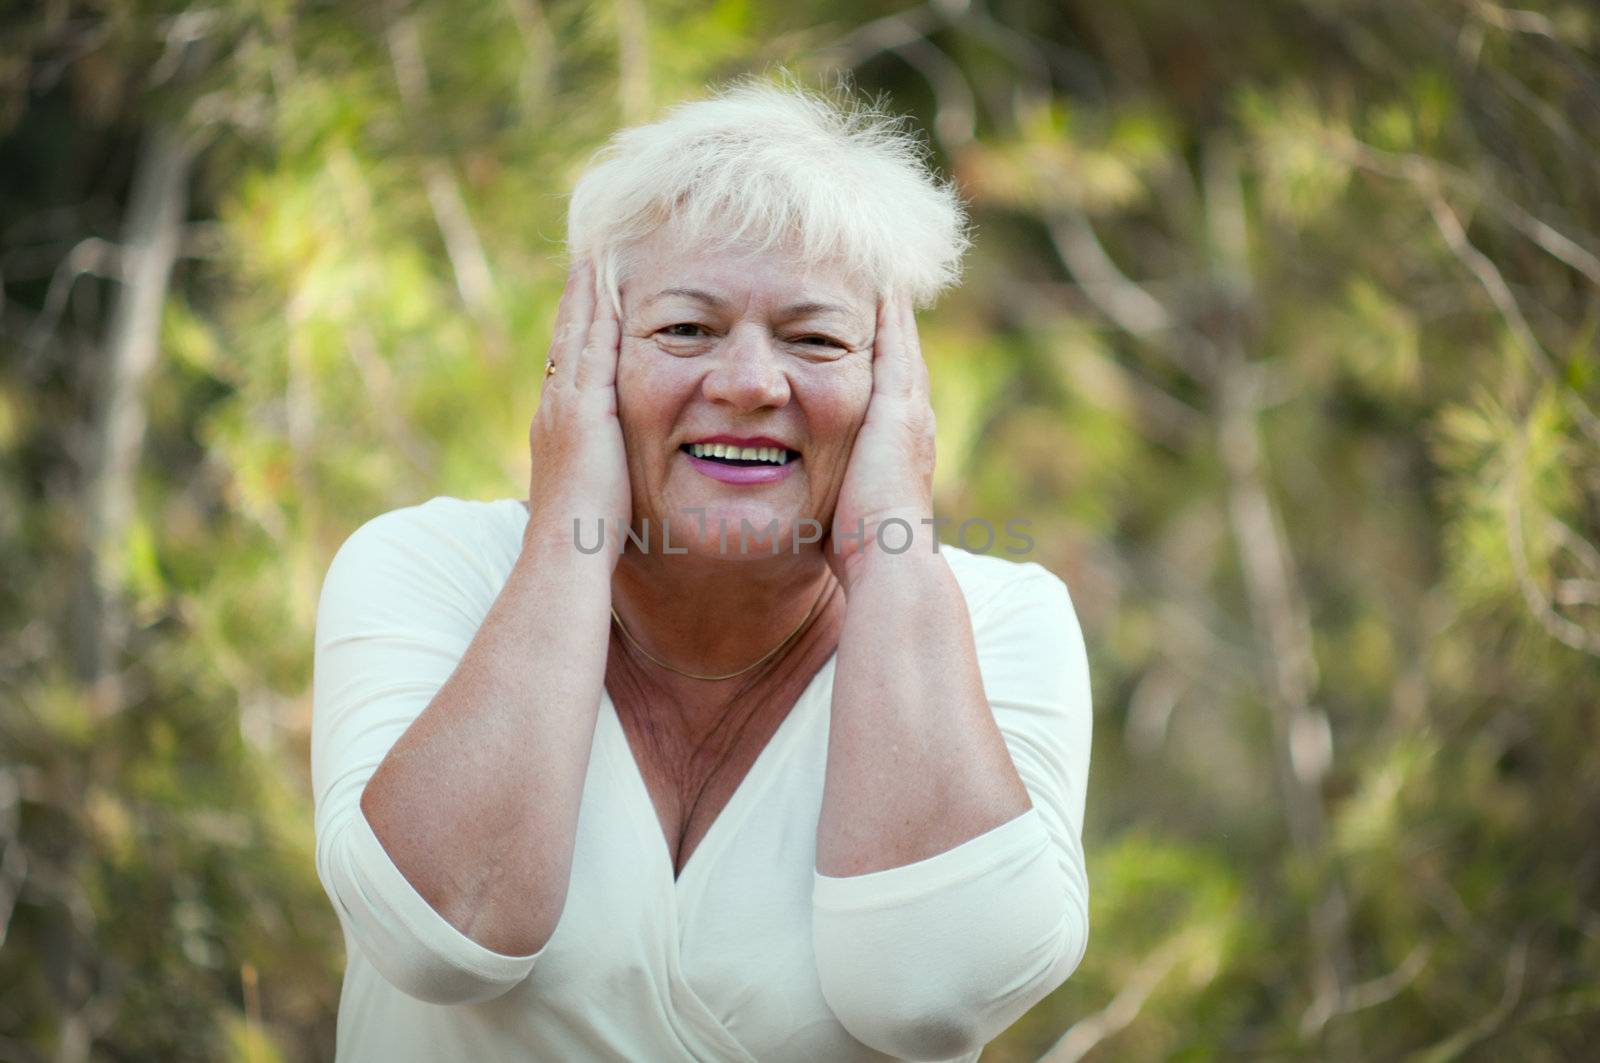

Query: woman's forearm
[[817, 543, 1032, 878], [358, 530, 614, 957]]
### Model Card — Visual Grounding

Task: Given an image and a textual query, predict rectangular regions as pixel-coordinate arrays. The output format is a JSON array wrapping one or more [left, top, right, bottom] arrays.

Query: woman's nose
[[701, 325, 791, 411]]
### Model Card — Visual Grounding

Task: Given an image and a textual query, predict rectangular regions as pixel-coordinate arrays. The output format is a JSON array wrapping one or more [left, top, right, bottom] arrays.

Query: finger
[[548, 258, 585, 351], [539, 260, 589, 414], [871, 293, 916, 402], [901, 296, 931, 401], [547, 257, 596, 390], [573, 266, 621, 392], [552, 257, 580, 322]]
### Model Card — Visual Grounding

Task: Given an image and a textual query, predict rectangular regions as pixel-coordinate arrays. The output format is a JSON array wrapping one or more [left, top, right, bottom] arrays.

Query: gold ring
[[544, 359, 557, 378]]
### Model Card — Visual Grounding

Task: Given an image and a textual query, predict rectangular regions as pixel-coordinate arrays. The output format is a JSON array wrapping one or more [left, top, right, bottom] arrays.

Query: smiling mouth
[[680, 443, 799, 467]]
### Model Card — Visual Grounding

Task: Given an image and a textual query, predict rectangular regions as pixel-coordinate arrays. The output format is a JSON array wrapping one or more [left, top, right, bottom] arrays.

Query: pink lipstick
[[679, 434, 801, 486]]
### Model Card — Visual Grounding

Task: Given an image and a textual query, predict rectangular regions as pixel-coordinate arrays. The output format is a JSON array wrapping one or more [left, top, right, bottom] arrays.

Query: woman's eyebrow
[[777, 301, 856, 319], [643, 288, 862, 323], [645, 287, 725, 308]]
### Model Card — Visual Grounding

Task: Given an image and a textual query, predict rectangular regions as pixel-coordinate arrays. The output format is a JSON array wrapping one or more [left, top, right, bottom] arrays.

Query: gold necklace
[[610, 581, 831, 682]]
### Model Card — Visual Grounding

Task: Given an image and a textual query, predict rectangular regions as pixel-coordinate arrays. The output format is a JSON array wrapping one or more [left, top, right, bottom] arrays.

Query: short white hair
[[566, 77, 971, 311]]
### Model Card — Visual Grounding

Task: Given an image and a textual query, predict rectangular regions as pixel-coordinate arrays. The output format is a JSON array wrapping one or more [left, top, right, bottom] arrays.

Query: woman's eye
[[661, 323, 708, 338], [794, 335, 844, 348]]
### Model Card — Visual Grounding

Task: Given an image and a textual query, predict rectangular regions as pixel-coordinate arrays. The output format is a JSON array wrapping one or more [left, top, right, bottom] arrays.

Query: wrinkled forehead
[[615, 218, 879, 320]]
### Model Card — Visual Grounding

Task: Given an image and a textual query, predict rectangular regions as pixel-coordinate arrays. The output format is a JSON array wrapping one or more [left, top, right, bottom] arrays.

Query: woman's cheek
[[618, 342, 716, 456], [800, 356, 871, 427], [613, 337, 665, 435], [616, 334, 682, 387], [840, 366, 873, 436]]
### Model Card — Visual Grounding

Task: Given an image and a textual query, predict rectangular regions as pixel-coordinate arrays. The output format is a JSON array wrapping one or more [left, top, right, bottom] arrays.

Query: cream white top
[[311, 496, 1092, 1062]]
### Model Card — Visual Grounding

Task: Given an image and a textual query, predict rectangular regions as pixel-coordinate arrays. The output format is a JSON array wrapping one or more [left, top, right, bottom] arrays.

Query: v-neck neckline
[[604, 653, 836, 895]]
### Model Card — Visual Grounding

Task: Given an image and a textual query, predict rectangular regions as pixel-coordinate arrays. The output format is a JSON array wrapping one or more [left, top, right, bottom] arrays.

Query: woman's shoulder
[[940, 547, 1091, 727], [938, 544, 1075, 620], [336, 495, 526, 552], [322, 495, 529, 604]]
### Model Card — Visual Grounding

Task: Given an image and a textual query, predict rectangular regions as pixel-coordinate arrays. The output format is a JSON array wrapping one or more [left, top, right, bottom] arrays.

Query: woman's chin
[[638, 503, 823, 560]]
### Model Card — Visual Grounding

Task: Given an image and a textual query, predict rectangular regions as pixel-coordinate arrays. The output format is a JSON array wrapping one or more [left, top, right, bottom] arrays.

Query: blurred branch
[[52, 989, 120, 1063], [1316, 944, 1433, 1027], [280, 288, 323, 626], [959, 0, 1054, 110], [1045, 209, 1172, 339], [21, 18, 112, 96], [1407, 928, 1532, 1063], [1039, 935, 1191, 1062], [613, 0, 650, 124], [149, 9, 221, 87], [1005, 284, 1205, 451], [1423, 190, 1600, 449], [384, 9, 504, 359], [0, 767, 25, 952], [1203, 135, 1357, 1054], [1553, 578, 1600, 607], [1549, 514, 1600, 577], [1504, 434, 1600, 655], [1336, 136, 1600, 289], [887, 34, 976, 149], [22, 238, 122, 361], [1219, 350, 1357, 1044], [1123, 663, 1184, 756], [1549, 515, 1600, 612], [76, 126, 191, 716], [1077, 2, 1156, 92], [502, 0, 556, 110], [344, 323, 437, 477], [817, 4, 944, 71], [1466, 0, 1562, 41], [1488, 65, 1587, 159], [1509, 987, 1600, 1033], [1080, 531, 1262, 702], [1043, 151, 1221, 383], [818, 2, 976, 152], [1424, 194, 1547, 365]]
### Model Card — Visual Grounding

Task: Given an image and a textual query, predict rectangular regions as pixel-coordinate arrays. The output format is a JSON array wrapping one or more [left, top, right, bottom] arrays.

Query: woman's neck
[[609, 546, 837, 683]]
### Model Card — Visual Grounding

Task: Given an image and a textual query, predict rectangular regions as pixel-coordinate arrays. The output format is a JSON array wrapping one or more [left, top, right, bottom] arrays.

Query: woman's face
[[615, 226, 877, 558]]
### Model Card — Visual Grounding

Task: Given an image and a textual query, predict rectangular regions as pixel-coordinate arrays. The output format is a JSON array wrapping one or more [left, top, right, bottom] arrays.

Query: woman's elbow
[[852, 1013, 989, 1061], [324, 878, 545, 1006], [315, 815, 545, 1007], [815, 893, 1090, 1060]]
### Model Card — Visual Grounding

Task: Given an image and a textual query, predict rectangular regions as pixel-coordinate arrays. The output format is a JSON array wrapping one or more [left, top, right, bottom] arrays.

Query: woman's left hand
[[826, 294, 937, 591]]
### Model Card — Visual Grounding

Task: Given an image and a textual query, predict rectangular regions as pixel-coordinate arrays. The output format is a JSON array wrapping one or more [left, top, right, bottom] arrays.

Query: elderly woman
[[311, 81, 1092, 1062]]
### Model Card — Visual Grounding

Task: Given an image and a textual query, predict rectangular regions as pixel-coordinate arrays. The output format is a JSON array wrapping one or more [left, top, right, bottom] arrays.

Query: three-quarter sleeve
[[310, 500, 546, 1005], [811, 564, 1092, 1061]]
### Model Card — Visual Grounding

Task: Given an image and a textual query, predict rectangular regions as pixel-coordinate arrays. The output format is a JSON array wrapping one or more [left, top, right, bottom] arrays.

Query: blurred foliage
[[3, 0, 1599, 1060]]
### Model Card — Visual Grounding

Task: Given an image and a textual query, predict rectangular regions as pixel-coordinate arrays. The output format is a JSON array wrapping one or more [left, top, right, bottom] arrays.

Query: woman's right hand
[[525, 257, 631, 566]]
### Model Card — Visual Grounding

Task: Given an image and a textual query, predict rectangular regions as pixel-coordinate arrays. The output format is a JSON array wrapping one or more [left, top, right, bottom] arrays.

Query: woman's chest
[[483, 689, 885, 1061], [606, 638, 837, 882], [617, 697, 797, 881]]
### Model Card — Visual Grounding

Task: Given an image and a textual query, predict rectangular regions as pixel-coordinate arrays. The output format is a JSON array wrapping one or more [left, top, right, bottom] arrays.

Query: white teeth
[[687, 442, 792, 464]]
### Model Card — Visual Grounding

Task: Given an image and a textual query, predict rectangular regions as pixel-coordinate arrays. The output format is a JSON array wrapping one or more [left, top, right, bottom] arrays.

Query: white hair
[[566, 77, 971, 311]]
